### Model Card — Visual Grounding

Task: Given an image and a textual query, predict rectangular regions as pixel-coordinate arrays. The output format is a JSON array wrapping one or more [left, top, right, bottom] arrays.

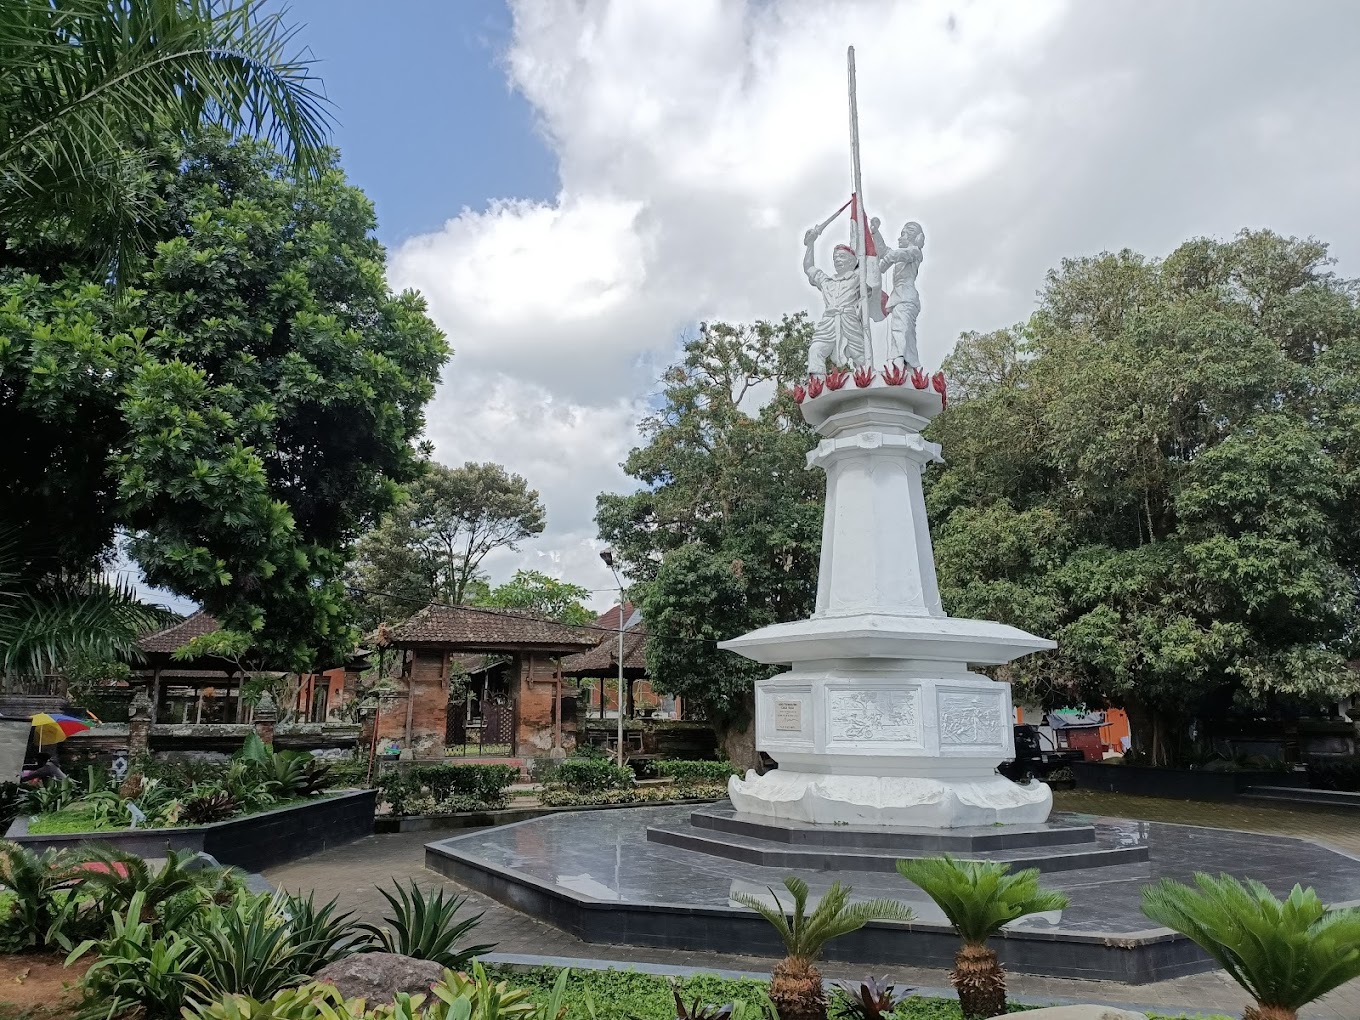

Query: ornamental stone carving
[[939, 692, 1005, 746], [827, 689, 922, 743]]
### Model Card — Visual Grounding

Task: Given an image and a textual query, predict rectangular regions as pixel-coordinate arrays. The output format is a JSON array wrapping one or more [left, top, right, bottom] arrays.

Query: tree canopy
[[1, 132, 449, 670], [596, 318, 822, 761], [348, 460, 547, 627], [478, 570, 592, 627], [929, 230, 1360, 762]]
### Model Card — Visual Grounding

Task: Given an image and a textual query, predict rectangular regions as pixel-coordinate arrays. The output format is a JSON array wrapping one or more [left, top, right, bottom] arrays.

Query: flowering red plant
[[807, 374, 825, 398], [932, 371, 947, 408], [791, 382, 806, 404], [825, 366, 850, 390], [910, 367, 929, 389], [853, 366, 874, 388], [881, 363, 908, 386]]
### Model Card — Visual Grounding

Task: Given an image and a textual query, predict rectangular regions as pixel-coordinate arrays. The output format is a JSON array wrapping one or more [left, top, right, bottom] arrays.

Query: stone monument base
[[727, 768, 1052, 828]]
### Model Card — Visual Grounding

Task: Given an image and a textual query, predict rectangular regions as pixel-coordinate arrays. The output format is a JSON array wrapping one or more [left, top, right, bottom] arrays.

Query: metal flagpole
[[847, 46, 872, 353]]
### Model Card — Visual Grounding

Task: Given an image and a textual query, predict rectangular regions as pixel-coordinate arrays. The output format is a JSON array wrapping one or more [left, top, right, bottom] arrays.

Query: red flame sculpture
[[932, 371, 947, 408], [881, 363, 908, 386], [853, 366, 874, 388], [825, 366, 850, 391], [806, 374, 825, 399], [791, 382, 806, 404], [908, 367, 928, 389]]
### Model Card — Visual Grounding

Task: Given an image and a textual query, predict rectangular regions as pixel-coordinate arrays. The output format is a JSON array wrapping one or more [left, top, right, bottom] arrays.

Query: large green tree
[[596, 317, 822, 766], [1, 132, 449, 669], [479, 570, 592, 627], [929, 230, 1360, 762], [348, 461, 546, 626]]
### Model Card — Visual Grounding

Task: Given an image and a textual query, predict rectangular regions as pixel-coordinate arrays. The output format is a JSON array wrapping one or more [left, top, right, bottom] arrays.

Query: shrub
[[653, 760, 736, 787], [381, 764, 519, 816], [528, 757, 562, 785], [183, 789, 241, 824], [0, 841, 80, 951], [1143, 873, 1360, 1020], [189, 893, 313, 1000], [283, 890, 366, 974], [1308, 756, 1360, 793], [358, 880, 494, 968], [555, 758, 634, 794]]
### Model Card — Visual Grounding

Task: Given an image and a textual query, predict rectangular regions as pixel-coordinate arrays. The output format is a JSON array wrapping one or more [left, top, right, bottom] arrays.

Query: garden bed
[[375, 794, 726, 833], [6, 788, 376, 871], [1070, 760, 1308, 801]]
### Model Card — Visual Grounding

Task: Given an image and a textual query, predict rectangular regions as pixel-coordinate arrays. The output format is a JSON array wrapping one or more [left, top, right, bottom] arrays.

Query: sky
[[133, 0, 1360, 614]]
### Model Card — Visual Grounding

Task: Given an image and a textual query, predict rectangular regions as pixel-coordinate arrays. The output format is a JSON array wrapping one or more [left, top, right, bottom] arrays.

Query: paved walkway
[[266, 795, 1360, 1020]]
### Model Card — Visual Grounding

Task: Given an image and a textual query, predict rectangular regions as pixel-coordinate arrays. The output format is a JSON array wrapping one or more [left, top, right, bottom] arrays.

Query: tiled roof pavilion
[[382, 604, 598, 654]]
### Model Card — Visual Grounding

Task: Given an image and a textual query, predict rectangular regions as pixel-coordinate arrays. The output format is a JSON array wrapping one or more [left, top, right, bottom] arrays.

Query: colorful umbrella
[[30, 712, 91, 748]]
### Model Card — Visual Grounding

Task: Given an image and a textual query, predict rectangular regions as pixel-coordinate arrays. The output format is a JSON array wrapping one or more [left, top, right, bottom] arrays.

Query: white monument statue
[[872, 218, 925, 368], [722, 47, 1053, 829], [803, 229, 872, 374]]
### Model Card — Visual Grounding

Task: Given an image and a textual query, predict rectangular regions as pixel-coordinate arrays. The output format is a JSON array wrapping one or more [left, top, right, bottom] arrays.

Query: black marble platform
[[425, 802, 1360, 984]]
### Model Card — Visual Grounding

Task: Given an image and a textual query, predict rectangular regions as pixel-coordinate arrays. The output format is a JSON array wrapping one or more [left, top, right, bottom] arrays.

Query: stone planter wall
[[1071, 761, 1309, 801], [7, 788, 376, 871]]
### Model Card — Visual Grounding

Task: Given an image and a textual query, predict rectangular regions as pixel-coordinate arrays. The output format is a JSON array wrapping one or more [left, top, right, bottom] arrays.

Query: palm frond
[[1142, 873, 1360, 1011], [0, 569, 171, 678], [896, 856, 1069, 946], [734, 876, 912, 961], [0, 0, 332, 277]]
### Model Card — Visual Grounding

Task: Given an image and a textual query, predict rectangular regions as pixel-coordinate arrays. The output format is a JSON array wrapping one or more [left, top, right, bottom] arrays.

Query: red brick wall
[[516, 653, 573, 756], [375, 650, 449, 756]]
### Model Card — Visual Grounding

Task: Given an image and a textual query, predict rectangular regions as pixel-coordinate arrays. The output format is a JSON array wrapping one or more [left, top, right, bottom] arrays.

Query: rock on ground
[[312, 952, 445, 1003], [988, 1009, 1147, 1020]]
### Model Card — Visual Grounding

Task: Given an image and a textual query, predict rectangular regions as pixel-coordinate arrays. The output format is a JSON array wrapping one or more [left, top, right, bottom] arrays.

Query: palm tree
[[896, 856, 1068, 1020], [0, 0, 331, 277], [733, 877, 912, 1020], [0, 554, 169, 682], [1142, 873, 1360, 1020]]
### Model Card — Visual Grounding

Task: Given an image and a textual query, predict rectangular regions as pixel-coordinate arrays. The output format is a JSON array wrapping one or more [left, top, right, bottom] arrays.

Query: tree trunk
[[952, 943, 1007, 1020], [721, 720, 760, 774], [769, 958, 825, 1020], [1244, 1007, 1296, 1020]]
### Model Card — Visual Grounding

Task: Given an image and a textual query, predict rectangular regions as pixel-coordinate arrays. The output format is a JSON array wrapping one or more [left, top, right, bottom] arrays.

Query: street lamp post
[[600, 549, 626, 768]]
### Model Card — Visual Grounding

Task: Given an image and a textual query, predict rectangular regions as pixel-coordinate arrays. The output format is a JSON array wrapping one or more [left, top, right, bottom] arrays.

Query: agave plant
[[831, 976, 915, 1020], [284, 890, 368, 974], [189, 892, 312, 1000], [733, 877, 912, 1020], [359, 881, 495, 968], [1142, 873, 1360, 1020], [896, 856, 1068, 1020]]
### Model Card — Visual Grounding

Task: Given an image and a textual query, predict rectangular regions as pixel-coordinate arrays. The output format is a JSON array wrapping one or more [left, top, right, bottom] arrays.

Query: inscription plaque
[[774, 700, 803, 732]]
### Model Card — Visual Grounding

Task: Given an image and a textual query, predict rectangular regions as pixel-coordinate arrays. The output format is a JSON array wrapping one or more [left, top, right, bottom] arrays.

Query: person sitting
[[21, 751, 67, 783]]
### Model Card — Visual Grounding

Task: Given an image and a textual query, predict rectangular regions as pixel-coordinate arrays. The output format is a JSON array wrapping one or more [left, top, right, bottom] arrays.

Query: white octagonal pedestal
[[720, 381, 1055, 828]]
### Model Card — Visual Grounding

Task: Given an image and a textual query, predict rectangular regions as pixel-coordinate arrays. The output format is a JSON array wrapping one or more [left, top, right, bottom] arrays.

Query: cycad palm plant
[[896, 856, 1068, 1020], [1142, 873, 1360, 1020], [733, 877, 913, 1020]]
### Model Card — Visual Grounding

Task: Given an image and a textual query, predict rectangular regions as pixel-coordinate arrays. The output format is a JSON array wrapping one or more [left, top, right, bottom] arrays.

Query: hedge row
[[380, 763, 519, 816]]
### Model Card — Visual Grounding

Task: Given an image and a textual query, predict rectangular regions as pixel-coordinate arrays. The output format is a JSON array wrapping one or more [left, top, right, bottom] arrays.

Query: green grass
[[25, 805, 107, 834], [25, 796, 325, 835], [489, 968, 1230, 1020]]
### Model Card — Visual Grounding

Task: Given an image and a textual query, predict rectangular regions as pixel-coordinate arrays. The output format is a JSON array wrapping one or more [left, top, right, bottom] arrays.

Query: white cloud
[[390, 0, 1360, 610]]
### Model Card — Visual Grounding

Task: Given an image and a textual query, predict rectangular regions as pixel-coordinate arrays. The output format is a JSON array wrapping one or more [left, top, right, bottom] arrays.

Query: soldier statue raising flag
[[804, 47, 924, 375]]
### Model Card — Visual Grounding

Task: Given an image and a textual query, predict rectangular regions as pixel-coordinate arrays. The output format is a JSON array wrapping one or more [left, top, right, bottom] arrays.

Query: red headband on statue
[[834, 244, 856, 257]]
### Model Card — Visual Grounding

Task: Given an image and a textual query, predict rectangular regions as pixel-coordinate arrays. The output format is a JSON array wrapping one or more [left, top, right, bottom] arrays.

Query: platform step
[[1242, 785, 1360, 809], [645, 821, 1148, 874]]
